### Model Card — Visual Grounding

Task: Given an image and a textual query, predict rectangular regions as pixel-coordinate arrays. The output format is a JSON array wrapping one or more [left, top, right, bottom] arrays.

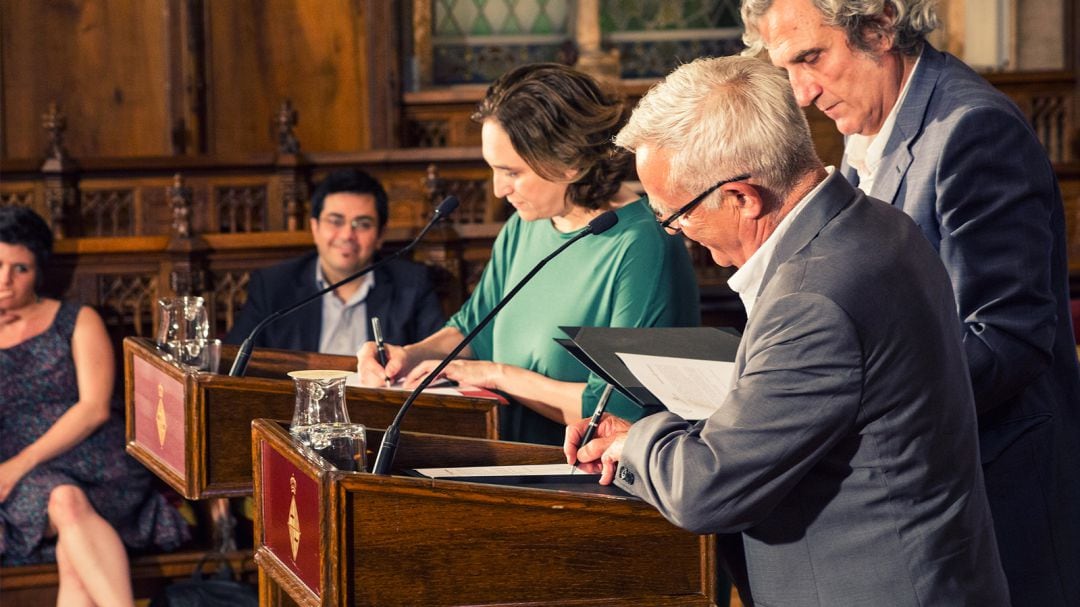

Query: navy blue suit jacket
[[225, 252, 445, 353], [842, 45, 1080, 606]]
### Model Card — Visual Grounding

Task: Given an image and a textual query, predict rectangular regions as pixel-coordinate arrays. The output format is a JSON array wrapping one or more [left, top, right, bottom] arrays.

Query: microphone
[[227, 196, 460, 376], [371, 209, 620, 475]]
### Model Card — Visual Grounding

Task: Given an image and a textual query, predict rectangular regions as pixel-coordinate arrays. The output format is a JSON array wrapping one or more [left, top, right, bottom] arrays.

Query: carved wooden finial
[[168, 173, 194, 238], [423, 163, 446, 205], [42, 101, 70, 162], [276, 98, 300, 154]]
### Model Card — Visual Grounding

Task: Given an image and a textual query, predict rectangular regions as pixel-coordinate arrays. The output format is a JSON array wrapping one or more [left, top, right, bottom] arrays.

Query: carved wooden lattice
[[218, 186, 267, 233], [0, 191, 35, 208], [1031, 95, 1068, 163], [98, 274, 158, 339], [211, 270, 250, 335], [81, 189, 135, 236], [443, 179, 494, 223], [405, 120, 449, 147]]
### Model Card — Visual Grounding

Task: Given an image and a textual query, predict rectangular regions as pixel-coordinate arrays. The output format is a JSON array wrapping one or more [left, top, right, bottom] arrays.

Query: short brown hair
[[472, 63, 633, 210]]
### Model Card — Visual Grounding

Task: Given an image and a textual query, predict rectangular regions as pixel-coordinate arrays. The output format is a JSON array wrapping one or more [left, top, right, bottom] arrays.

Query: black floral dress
[[0, 301, 190, 565]]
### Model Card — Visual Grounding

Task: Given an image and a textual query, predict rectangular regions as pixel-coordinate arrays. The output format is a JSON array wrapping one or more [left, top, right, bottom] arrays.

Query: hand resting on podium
[[357, 326, 589, 425]]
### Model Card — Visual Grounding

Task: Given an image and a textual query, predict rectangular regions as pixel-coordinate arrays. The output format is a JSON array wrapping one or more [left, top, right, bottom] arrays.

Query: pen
[[572, 383, 614, 474], [371, 317, 391, 388]]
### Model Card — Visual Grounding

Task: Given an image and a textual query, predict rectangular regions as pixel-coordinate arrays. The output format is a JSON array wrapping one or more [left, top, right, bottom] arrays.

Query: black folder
[[556, 326, 742, 411]]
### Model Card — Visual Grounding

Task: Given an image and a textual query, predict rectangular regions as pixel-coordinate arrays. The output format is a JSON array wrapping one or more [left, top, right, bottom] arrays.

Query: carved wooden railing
[[0, 104, 510, 352], [7, 212, 502, 373], [987, 71, 1078, 164]]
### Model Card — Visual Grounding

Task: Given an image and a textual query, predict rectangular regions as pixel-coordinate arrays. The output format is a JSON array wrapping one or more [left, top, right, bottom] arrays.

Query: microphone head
[[587, 210, 619, 235], [435, 195, 460, 218]]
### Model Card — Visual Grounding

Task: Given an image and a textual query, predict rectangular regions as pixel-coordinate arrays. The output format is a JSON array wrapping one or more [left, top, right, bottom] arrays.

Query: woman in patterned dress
[[0, 206, 189, 606]]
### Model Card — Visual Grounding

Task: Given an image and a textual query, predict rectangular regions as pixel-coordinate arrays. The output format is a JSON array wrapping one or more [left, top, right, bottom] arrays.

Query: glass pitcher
[[156, 296, 210, 349], [287, 370, 366, 471]]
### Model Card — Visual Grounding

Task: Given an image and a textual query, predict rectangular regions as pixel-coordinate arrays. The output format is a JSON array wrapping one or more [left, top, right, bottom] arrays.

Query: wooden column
[[573, 0, 620, 81], [272, 99, 309, 232], [40, 102, 78, 239]]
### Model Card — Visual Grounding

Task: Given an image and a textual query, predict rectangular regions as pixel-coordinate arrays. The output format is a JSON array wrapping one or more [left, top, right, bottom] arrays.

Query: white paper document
[[615, 352, 736, 420], [412, 463, 582, 478], [344, 372, 471, 396]]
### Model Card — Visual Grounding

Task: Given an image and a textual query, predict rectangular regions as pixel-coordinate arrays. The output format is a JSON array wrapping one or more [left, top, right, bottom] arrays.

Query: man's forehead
[[323, 192, 377, 212], [757, 0, 828, 64]]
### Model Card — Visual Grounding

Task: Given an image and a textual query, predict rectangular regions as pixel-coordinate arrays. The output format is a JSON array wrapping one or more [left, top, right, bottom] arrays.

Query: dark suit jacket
[[616, 173, 1008, 606], [842, 45, 1080, 606], [225, 252, 445, 353]]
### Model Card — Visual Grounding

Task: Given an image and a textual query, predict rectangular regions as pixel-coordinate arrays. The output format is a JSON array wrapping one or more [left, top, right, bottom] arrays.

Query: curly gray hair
[[741, 0, 939, 57]]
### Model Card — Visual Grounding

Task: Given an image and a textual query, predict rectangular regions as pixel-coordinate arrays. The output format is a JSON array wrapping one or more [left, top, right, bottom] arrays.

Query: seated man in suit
[[226, 168, 444, 354], [565, 56, 1009, 606]]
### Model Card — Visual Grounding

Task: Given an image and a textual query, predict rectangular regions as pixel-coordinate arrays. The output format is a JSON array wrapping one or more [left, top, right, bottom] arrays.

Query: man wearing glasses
[[566, 56, 1008, 606], [226, 168, 444, 355]]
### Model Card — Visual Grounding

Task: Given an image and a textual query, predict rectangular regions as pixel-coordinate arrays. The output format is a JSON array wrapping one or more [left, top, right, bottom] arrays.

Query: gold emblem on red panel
[[155, 384, 167, 447], [288, 475, 301, 561]]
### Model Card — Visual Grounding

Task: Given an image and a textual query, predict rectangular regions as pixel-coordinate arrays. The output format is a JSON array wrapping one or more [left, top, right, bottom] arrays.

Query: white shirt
[[728, 167, 836, 316], [316, 265, 375, 356], [845, 52, 923, 196]]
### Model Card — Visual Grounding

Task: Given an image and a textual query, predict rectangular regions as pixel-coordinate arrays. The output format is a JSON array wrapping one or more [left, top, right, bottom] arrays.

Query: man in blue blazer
[[226, 169, 444, 354], [741, 0, 1080, 604], [569, 55, 1008, 607]]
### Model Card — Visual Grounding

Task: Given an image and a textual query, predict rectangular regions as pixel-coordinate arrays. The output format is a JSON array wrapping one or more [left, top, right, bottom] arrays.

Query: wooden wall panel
[[0, 0, 171, 158], [204, 0, 372, 155]]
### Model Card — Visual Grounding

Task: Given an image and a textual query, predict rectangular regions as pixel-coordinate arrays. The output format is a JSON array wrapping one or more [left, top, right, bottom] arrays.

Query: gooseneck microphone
[[371, 210, 619, 475], [227, 196, 460, 377]]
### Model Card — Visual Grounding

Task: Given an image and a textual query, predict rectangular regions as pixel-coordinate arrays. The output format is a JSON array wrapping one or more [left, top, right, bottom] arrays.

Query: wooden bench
[[0, 549, 256, 606]]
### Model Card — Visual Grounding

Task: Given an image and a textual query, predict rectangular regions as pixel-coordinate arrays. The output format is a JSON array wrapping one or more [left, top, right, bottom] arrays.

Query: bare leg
[[55, 540, 95, 607], [210, 497, 237, 552], [47, 484, 135, 607]]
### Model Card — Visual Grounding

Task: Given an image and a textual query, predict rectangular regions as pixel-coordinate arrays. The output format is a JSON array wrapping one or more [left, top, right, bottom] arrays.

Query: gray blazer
[[842, 45, 1080, 606], [616, 173, 1008, 606]]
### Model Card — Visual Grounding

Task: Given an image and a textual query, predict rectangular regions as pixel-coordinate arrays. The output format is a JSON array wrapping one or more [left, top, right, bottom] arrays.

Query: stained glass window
[[601, 0, 744, 79], [426, 0, 743, 85], [431, 0, 573, 84]]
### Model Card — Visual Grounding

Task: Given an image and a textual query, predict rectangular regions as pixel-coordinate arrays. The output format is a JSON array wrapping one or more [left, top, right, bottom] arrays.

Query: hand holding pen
[[570, 383, 614, 474], [371, 317, 392, 387]]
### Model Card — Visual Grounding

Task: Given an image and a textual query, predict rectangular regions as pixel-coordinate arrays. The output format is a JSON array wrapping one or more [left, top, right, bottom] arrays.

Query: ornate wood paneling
[[401, 91, 487, 148], [215, 185, 268, 233], [989, 72, 1076, 163], [203, 0, 376, 155], [1057, 165, 1080, 289], [210, 269, 251, 336], [0, 190, 35, 209], [0, 0, 171, 158], [79, 188, 136, 237], [97, 273, 159, 340]]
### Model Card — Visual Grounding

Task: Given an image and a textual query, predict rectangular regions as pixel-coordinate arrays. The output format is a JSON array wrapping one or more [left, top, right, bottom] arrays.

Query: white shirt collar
[[845, 50, 923, 194], [315, 263, 375, 306], [728, 166, 835, 316]]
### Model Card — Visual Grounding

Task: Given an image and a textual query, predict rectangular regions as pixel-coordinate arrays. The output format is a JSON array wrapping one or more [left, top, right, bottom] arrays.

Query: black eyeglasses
[[657, 174, 751, 234]]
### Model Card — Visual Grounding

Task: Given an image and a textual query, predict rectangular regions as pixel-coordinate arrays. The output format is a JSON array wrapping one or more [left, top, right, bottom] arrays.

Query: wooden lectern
[[124, 337, 501, 499], [252, 418, 719, 607]]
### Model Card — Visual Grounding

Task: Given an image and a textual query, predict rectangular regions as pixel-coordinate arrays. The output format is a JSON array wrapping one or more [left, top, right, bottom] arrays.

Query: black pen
[[572, 383, 614, 474], [371, 317, 391, 388]]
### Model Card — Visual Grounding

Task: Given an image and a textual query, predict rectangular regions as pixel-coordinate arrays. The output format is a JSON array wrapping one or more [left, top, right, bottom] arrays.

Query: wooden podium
[[252, 419, 719, 607], [124, 337, 501, 499]]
